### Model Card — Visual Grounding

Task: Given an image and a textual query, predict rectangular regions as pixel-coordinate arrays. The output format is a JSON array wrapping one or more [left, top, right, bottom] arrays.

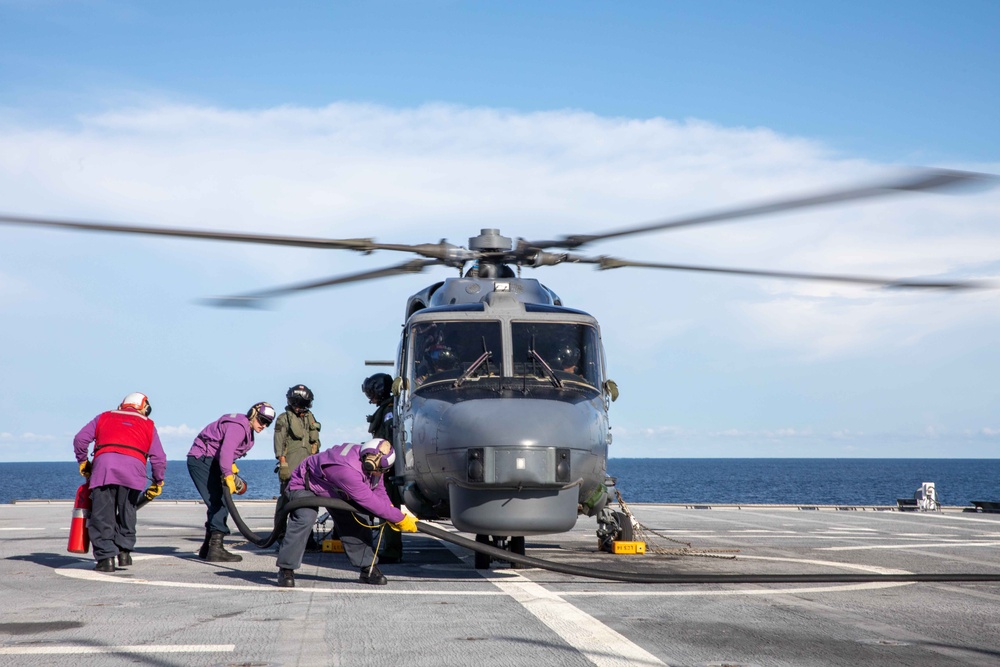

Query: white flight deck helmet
[[360, 438, 395, 473], [119, 392, 152, 417]]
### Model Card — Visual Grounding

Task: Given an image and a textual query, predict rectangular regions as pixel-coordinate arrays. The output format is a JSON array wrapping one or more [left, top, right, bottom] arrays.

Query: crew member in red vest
[[74, 392, 167, 572]]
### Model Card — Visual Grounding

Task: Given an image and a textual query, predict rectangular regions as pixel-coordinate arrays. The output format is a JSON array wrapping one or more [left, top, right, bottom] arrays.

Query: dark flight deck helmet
[[286, 384, 314, 410], [362, 373, 393, 403]]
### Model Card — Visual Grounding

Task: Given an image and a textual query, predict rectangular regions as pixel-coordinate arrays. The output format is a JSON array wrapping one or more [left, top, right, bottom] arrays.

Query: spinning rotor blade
[[200, 259, 442, 308], [0, 213, 375, 251], [0, 213, 478, 263], [587, 256, 989, 291], [527, 168, 997, 251]]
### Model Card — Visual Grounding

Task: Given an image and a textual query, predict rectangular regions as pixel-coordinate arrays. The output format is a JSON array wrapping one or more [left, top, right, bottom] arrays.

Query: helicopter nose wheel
[[474, 534, 527, 569], [596, 509, 634, 553]]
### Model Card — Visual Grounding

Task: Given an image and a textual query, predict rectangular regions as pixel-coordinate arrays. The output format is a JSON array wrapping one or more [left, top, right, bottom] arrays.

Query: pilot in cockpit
[[414, 324, 460, 385], [552, 342, 582, 375]]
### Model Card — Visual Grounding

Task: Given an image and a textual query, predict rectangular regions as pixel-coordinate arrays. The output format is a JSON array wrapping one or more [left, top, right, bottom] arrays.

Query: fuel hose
[[219, 491, 1000, 585]]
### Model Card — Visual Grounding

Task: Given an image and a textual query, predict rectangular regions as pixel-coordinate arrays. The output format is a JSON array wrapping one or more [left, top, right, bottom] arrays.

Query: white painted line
[[556, 555, 915, 597], [55, 563, 505, 594], [563, 582, 910, 597], [0, 644, 234, 655], [818, 541, 1000, 551], [823, 527, 878, 532], [437, 535, 668, 666], [493, 577, 668, 667], [0, 527, 44, 531], [739, 554, 911, 575], [924, 514, 1000, 524], [723, 535, 945, 541], [731, 529, 788, 533]]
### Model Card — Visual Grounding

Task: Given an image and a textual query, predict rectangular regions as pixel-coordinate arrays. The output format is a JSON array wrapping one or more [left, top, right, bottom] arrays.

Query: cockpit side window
[[408, 321, 503, 389], [511, 322, 602, 388]]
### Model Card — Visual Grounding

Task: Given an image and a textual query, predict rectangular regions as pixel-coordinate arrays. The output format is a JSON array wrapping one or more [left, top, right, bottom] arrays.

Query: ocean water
[[2, 458, 998, 507]]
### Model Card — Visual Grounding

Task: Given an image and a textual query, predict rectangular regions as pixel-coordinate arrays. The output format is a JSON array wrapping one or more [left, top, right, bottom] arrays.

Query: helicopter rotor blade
[[0, 213, 379, 252], [584, 256, 991, 291], [199, 259, 443, 308], [0, 213, 480, 263], [525, 168, 998, 251]]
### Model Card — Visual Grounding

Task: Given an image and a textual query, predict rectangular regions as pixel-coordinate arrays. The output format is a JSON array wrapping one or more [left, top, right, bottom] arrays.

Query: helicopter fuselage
[[391, 276, 614, 536]]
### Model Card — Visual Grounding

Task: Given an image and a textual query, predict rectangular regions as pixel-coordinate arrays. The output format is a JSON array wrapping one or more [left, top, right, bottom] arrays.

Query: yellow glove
[[144, 481, 164, 500], [278, 461, 290, 483], [231, 463, 239, 474], [391, 513, 418, 533], [223, 475, 237, 494], [79, 460, 92, 478]]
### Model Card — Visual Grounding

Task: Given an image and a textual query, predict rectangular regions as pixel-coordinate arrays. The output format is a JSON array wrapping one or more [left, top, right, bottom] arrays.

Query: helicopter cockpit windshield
[[512, 322, 601, 389], [410, 321, 503, 389]]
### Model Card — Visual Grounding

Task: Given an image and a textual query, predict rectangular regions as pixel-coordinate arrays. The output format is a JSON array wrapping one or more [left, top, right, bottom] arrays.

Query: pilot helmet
[[362, 373, 393, 403], [552, 344, 581, 371], [425, 345, 458, 372], [286, 384, 314, 411]]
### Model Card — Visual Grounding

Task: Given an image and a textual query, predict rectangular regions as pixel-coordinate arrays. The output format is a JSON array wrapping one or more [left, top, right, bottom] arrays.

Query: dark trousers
[[378, 480, 404, 559], [187, 455, 230, 535], [276, 489, 377, 571], [89, 484, 140, 560]]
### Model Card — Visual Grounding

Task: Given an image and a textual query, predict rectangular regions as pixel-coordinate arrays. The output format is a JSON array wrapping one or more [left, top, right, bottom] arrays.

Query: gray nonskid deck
[[2, 501, 999, 666]]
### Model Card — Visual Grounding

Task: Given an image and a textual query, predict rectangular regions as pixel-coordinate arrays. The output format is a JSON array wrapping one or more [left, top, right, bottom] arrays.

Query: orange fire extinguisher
[[67, 482, 91, 554]]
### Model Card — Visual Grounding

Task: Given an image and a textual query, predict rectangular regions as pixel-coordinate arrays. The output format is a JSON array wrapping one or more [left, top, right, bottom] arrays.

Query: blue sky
[[1, 1, 998, 462]]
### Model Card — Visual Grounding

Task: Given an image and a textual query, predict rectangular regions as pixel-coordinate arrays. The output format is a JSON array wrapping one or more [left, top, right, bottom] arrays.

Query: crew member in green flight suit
[[274, 385, 322, 535], [362, 373, 404, 563]]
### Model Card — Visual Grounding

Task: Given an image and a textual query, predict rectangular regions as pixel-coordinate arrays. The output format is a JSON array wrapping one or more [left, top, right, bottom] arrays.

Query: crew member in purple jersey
[[187, 402, 275, 562], [274, 439, 417, 588], [74, 392, 166, 572]]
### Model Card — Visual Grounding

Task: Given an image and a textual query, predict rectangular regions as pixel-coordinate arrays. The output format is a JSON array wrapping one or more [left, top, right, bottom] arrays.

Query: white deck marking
[[563, 582, 909, 597], [0, 644, 234, 655], [0, 527, 44, 531], [56, 564, 507, 594], [823, 527, 878, 532], [55, 546, 915, 597], [731, 529, 784, 533], [819, 540, 1000, 551], [554, 554, 909, 596], [437, 540, 667, 667], [492, 577, 668, 667]]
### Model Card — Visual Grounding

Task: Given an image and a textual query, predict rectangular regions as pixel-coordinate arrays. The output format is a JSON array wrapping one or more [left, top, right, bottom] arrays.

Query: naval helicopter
[[1, 167, 995, 566]]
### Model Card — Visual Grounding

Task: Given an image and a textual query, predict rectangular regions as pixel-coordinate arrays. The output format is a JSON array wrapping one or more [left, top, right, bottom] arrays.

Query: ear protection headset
[[360, 439, 394, 473], [247, 402, 276, 427]]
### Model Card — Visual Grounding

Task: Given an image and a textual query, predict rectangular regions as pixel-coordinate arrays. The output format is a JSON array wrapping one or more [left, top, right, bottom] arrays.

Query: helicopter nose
[[410, 395, 608, 535], [430, 395, 604, 454]]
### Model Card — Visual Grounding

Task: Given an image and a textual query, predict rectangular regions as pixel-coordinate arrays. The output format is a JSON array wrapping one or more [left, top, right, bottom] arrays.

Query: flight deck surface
[[2, 501, 999, 666]]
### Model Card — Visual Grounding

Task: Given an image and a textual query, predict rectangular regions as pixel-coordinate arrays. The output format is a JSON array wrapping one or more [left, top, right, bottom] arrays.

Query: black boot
[[277, 568, 295, 588], [197, 527, 211, 559], [117, 550, 132, 567], [204, 531, 242, 562], [359, 564, 387, 586], [95, 558, 116, 573]]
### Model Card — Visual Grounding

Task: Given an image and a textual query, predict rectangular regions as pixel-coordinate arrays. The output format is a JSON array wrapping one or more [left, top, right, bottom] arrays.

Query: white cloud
[[154, 423, 200, 441], [1, 100, 997, 462]]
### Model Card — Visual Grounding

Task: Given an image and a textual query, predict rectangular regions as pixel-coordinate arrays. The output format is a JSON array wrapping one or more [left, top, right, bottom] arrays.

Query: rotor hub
[[468, 228, 512, 252]]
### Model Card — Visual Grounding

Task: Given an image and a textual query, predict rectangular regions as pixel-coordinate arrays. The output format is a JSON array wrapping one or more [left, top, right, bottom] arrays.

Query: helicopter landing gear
[[596, 508, 634, 553], [474, 534, 527, 569], [474, 534, 491, 569]]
